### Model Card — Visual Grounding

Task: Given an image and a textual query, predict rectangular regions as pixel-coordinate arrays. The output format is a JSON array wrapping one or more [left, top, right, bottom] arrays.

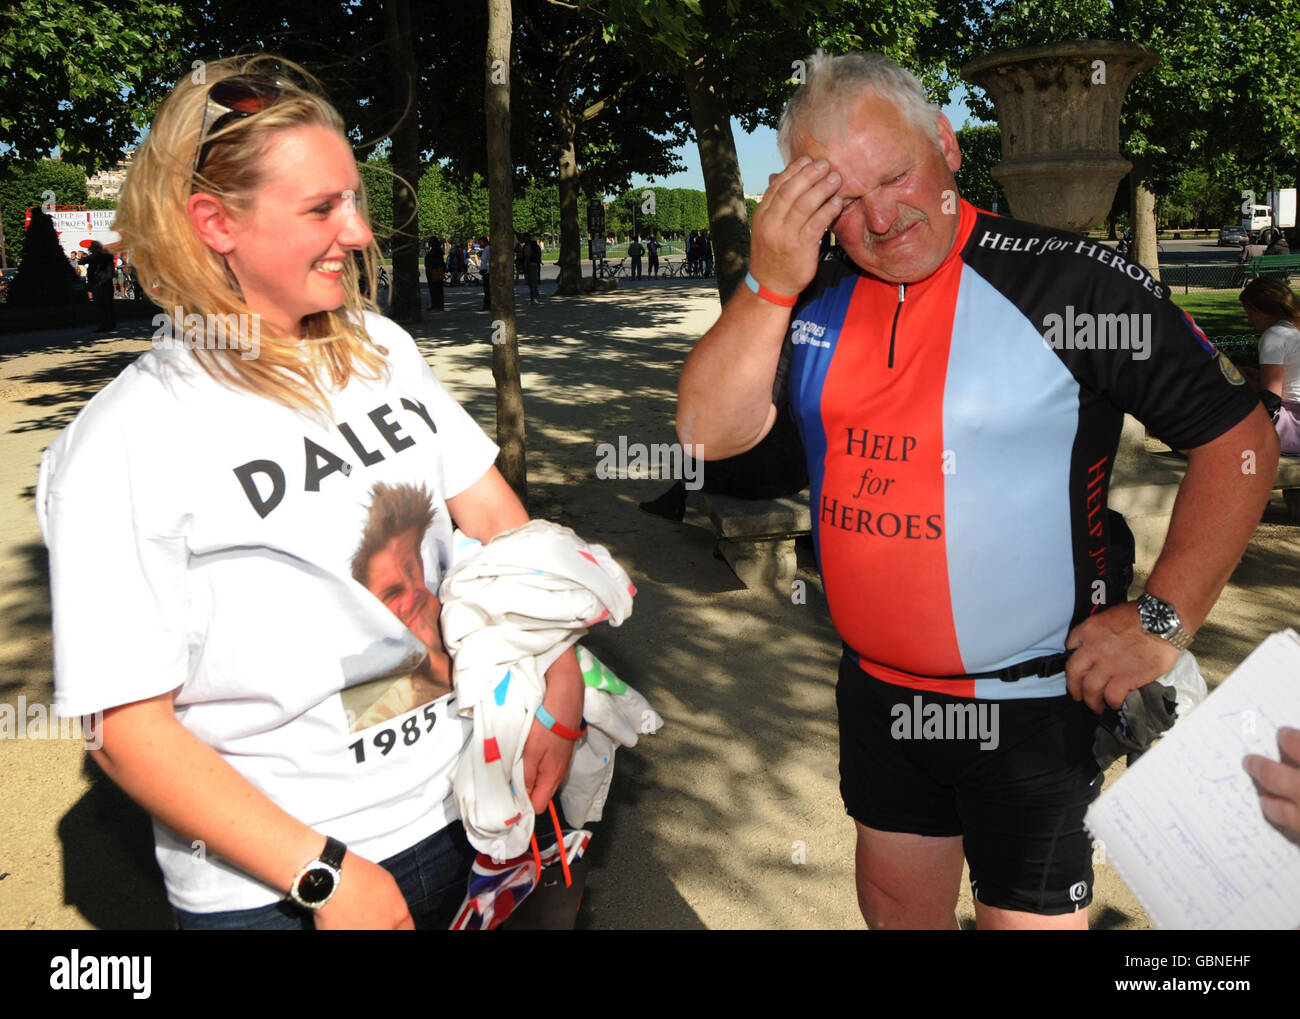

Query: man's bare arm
[[677, 156, 843, 457], [1067, 405, 1279, 711], [1146, 404, 1279, 628]]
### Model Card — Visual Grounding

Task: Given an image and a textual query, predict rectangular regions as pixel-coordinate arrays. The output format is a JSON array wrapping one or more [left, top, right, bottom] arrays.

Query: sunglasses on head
[[193, 76, 284, 175]]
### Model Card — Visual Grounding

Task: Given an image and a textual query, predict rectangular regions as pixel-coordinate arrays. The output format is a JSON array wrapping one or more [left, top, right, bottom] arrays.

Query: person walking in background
[[647, 235, 660, 277], [628, 236, 644, 279], [523, 232, 542, 304], [78, 240, 117, 331], [425, 236, 444, 311]]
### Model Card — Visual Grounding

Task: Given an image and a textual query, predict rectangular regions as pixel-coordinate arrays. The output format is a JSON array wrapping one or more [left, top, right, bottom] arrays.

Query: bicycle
[[1115, 237, 1165, 259]]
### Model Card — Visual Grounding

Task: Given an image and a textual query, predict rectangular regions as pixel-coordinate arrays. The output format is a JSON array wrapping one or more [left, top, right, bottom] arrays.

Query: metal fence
[[1208, 334, 1260, 365], [1159, 263, 1246, 293], [1161, 263, 1300, 293]]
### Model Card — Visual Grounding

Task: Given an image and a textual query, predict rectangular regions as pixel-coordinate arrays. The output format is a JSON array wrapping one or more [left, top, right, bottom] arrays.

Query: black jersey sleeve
[[961, 215, 1260, 451]]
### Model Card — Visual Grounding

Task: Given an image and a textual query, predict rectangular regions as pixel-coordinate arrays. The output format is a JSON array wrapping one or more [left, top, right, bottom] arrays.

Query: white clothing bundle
[[439, 520, 661, 859]]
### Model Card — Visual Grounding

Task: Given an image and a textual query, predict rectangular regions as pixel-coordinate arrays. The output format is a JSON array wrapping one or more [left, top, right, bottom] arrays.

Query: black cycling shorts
[[836, 649, 1103, 915]]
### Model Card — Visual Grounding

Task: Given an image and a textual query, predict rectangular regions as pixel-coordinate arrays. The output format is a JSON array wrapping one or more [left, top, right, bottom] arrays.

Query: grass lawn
[[1170, 290, 1260, 365], [1171, 291, 1253, 337]]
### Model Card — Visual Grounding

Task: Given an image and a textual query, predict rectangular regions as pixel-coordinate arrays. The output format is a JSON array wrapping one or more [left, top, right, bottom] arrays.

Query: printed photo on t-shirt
[[340, 481, 452, 732]]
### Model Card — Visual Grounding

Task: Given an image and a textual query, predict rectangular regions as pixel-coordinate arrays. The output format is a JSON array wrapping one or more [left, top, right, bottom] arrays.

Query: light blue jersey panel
[[943, 267, 1080, 698]]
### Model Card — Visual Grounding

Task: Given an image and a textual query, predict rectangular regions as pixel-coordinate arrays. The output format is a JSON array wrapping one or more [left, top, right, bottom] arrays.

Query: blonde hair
[[114, 53, 387, 413]]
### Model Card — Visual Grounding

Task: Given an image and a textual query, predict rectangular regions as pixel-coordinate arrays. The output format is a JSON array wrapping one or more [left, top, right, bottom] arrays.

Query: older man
[[677, 52, 1278, 930]]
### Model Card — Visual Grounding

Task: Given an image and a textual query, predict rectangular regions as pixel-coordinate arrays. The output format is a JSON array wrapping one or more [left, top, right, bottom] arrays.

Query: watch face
[[297, 866, 336, 905], [1140, 595, 1179, 634]]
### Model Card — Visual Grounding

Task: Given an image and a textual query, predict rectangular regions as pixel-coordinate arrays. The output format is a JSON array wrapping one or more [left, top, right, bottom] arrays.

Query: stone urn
[[960, 40, 1157, 231]]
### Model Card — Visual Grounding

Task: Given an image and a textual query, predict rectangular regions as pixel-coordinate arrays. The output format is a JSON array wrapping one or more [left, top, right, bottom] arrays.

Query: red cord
[[548, 800, 573, 888]]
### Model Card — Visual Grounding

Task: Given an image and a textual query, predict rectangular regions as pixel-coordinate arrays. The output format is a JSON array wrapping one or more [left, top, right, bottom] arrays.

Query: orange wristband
[[745, 271, 798, 307]]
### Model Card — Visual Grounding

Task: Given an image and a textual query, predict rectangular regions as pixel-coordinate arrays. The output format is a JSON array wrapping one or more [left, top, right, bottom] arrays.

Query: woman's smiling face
[[222, 124, 372, 337]]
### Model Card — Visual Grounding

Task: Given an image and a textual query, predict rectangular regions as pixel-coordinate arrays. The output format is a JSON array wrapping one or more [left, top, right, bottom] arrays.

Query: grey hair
[[777, 51, 942, 161]]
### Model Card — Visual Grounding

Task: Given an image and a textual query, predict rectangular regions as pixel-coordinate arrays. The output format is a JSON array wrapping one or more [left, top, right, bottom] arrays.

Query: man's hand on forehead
[[749, 155, 843, 298]]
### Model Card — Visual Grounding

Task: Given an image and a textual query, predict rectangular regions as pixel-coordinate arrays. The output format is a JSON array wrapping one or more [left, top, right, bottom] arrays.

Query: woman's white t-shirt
[[36, 313, 497, 913], [1258, 320, 1300, 404]]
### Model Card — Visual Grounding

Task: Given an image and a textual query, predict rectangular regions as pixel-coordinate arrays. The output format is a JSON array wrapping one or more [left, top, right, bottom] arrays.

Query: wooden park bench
[[1245, 254, 1300, 281], [699, 490, 810, 590]]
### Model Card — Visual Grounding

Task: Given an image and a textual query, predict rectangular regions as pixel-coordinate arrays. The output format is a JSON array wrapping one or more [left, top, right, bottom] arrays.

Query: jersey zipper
[[888, 283, 906, 368]]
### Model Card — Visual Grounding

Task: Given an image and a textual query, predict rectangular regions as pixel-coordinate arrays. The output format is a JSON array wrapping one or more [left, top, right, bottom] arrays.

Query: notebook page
[[1085, 629, 1300, 929]]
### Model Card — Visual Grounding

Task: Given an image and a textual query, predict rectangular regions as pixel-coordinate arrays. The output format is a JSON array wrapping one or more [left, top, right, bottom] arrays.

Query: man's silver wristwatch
[[289, 836, 346, 911], [1136, 592, 1194, 651]]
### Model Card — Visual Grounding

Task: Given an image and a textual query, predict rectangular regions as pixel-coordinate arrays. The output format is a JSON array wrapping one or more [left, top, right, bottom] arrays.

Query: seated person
[[1239, 277, 1300, 454], [1263, 227, 1291, 256]]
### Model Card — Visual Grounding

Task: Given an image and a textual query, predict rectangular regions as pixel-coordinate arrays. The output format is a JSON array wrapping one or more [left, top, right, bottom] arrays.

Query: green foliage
[[948, 1, 1300, 197], [511, 182, 561, 239], [590, 0, 952, 132], [359, 159, 395, 250], [0, 160, 90, 270], [603, 186, 712, 237], [953, 124, 1009, 212], [0, 0, 190, 171]]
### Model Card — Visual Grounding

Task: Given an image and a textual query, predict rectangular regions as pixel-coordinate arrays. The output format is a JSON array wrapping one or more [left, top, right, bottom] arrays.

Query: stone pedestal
[[960, 40, 1157, 231]]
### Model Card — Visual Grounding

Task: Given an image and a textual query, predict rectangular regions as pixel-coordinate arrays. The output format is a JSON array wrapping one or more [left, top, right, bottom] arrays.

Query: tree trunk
[[1129, 154, 1160, 279], [384, 0, 421, 324], [684, 51, 748, 304], [485, 0, 526, 503], [554, 95, 584, 295]]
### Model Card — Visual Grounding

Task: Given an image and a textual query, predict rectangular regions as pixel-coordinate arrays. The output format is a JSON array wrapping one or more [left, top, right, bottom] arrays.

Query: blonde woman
[[36, 55, 584, 930]]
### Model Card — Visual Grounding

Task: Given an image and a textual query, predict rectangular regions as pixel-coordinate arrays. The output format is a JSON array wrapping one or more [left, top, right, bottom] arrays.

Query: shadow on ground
[[59, 759, 172, 930]]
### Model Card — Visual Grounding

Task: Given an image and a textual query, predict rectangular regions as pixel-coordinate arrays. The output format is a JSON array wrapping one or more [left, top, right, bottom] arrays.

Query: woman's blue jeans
[[173, 822, 477, 930]]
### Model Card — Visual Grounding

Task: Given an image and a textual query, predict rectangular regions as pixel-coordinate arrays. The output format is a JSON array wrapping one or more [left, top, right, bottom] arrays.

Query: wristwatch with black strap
[[1136, 592, 1194, 651], [288, 836, 346, 911]]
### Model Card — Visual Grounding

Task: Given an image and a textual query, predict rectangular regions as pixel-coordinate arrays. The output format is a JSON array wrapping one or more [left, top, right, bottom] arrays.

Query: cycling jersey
[[775, 200, 1258, 699]]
